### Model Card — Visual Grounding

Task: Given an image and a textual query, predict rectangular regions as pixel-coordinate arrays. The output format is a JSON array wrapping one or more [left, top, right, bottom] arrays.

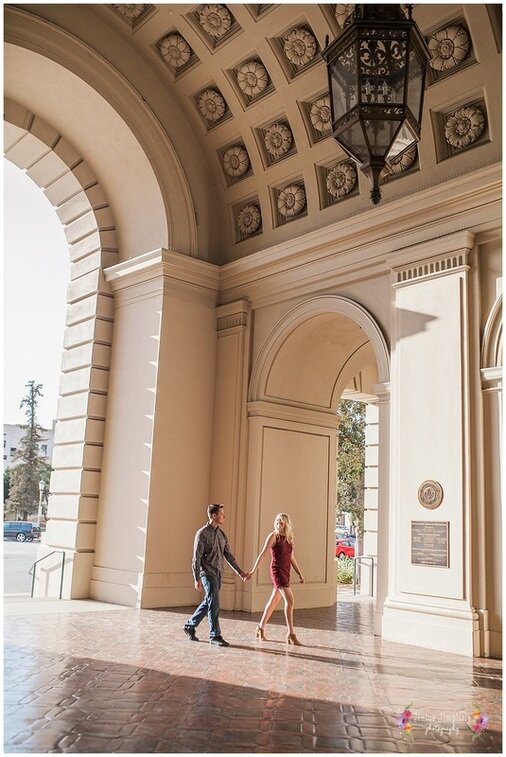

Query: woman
[[249, 513, 305, 645]]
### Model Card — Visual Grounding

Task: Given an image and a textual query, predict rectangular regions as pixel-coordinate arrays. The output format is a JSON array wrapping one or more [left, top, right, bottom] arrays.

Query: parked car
[[3, 521, 41, 542], [335, 538, 355, 559]]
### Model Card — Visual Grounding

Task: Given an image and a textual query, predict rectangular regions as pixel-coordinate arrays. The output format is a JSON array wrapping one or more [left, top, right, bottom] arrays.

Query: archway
[[245, 296, 390, 635], [4, 100, 121, 597]]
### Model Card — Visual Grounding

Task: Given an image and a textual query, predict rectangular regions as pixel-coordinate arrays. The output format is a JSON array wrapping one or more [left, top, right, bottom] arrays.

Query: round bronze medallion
[[418, 480, 444, 510]]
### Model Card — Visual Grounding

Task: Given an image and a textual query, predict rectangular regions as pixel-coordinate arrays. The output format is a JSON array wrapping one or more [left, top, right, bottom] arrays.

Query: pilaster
[[89, 249, 219, 608], [383, 231, 477, 656], [210, 300, 251, 610]]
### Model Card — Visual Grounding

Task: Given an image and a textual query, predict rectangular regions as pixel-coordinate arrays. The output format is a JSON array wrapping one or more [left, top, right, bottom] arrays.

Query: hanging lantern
[[322, 5, 430, 204]]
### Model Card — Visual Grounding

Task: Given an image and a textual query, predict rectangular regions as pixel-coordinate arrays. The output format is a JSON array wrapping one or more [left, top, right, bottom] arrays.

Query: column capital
[[104, 249, 219, 304], [389, 230, 474, 288], [373, 382, 391, 402], [216, 299, 250, 331]]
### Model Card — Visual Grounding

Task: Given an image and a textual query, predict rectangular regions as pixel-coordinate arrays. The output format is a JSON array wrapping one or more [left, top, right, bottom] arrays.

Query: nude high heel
[[286, 633, 302, 646], [255, 625, 266, 640]]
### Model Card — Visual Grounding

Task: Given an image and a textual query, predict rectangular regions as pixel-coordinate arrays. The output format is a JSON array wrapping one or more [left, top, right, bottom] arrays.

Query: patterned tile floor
[[4, 591, 502, 753]]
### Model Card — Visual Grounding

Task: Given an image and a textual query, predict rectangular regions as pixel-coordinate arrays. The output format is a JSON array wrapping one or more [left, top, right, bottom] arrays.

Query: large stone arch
[[244, 295, 390, 633], [4, 100, 120, 597], [4, 5, 198, 258]]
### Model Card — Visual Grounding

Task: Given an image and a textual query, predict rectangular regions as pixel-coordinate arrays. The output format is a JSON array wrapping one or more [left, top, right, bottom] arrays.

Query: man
[[184, 503, 249, 647]]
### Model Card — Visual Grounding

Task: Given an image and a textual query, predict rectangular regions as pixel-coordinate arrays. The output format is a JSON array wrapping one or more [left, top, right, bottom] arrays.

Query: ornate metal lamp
[[322, 5, 430, 204]]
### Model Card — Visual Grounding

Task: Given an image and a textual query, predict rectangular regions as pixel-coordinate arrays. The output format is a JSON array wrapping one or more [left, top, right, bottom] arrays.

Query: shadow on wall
[[394, 308, 438, 338]]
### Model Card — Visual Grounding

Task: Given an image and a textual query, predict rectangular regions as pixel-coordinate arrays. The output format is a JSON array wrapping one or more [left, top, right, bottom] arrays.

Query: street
[[4, 540, 39, 595]]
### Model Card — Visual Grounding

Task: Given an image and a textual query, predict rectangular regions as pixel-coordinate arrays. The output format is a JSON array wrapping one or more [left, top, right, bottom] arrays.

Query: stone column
[[89, 249, 219, 608], [209, 301, 251, 610], [372, 383, 390, 635], [35, 251, 116, 598], [383, 231, 478, 656], [361, 403, 379, 598], [480, 365, 502, 657]]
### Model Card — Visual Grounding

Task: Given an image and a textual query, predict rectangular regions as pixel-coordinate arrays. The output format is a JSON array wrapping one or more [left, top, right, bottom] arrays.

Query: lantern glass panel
[[363, 118, 401, 157], [407, 46, 425, 121], [387, 122, 416, 160], [330, 42, 358, 121], [359, 37, 406, 104], [337, 120, 370, 164]]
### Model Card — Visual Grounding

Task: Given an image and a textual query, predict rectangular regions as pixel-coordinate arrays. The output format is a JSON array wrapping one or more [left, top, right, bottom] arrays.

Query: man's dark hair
[[208, 503, 224, 518]]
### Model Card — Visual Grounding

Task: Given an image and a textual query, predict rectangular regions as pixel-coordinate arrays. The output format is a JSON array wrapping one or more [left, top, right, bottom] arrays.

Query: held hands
[[241, 571, 252, 582]]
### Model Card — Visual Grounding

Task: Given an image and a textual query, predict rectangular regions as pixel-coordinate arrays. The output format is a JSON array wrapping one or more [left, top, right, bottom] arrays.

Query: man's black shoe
[[183, 625, 198, 641], [209, 636, 230, 647]]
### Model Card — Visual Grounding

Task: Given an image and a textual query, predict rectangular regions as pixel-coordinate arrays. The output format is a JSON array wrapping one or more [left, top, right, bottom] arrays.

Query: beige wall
[[4, 4, 501, 659]]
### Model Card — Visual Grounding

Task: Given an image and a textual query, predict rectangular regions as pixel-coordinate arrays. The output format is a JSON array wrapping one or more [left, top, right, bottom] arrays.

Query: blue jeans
[[186, 574, 221, 639]]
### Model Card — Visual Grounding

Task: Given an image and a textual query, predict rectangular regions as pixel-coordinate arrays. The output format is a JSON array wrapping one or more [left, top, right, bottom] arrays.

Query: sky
[[3, 159, 70, 429]]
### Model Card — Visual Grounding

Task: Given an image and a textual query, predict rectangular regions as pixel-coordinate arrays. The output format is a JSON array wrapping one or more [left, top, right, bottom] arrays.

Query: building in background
[[3, 422, 55, 470]]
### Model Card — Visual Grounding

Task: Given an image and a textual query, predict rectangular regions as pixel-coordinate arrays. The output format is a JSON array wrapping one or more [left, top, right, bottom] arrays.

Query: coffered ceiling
[[6, 4, 502, 264]]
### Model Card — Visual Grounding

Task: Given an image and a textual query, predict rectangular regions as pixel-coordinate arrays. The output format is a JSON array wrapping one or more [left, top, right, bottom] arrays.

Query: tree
[[4, 468, 12, 510], [336, 399, 366, 536], [6, 381, 48, 520]]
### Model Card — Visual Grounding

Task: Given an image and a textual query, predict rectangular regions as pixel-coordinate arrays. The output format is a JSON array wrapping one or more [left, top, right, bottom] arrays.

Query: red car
[[335, 538, 355, 559]]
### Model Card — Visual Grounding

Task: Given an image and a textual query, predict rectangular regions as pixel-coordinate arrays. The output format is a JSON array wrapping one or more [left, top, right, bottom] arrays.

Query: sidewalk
[[4, 592, 502, 753]]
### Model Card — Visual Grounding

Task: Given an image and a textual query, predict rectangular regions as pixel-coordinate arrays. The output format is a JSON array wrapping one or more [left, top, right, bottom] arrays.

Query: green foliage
[[6, 381, 48, 520], [4, 468, 12, 508], [337, 556, 354, 584], [336, 399, 366, 536]]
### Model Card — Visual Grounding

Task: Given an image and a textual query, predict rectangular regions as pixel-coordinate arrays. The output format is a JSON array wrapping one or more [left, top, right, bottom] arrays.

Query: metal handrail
[[29, 550, 65, 599], [353, 555, 375, 596]]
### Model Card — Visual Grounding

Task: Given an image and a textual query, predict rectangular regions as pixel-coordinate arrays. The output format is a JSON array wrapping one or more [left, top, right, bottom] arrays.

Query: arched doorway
[[4, 101, 120, 597], [244, 296, 390, 635]]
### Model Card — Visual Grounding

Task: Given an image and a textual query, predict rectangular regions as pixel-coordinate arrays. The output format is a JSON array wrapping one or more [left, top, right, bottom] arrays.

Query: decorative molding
[[199, 4, 232, 39], [237, 59, 269, 96], [198, 87, 226, 123], [276, 182, 306, 222], [480, 366, 502, 392], [247, 400, 339, 430], [481, 294, 502, 370], [283, 26, 317, 69], [326, 162, 357, 199], [222, 145, 249, 178], [110, 4, 156, 31], [189, 4, 241, 50], [104, 248, 220, 300], [445, 105, 485, 149], [428, 25, 470, 72], [392, 250, 470, 286], [310, 95, 331, 135], [218, 168, 499, 308], [230, 56, 274, 107], [237, 203, 261, 236], [217, 312, 248, 331], [264, 122, 292, 159], [155, 31, 198, 77]]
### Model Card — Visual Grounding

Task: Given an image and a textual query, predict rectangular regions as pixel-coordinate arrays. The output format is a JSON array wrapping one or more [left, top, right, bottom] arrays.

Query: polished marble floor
[[4, 591, 502, 753]]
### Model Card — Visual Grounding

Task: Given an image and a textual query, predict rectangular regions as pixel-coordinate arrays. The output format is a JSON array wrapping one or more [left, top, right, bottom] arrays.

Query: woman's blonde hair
[[274, 512, 294, 544]]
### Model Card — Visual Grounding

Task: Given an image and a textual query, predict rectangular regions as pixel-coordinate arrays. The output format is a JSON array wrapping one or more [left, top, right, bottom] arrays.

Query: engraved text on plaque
[[411, 521, 449, 567]]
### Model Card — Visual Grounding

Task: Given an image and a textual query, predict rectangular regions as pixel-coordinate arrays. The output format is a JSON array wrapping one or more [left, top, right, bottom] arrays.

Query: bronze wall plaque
[[418, 480, 444, 509], [411, 521, 449, 567]]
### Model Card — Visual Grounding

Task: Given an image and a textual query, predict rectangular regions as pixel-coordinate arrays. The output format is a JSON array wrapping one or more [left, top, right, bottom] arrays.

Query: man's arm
[[223, 537, 248, 580], [192, 529, 205, 588]]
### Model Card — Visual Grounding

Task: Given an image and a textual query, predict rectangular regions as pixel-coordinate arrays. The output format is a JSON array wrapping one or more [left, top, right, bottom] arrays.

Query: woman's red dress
[[270, 535, 292, 588]]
